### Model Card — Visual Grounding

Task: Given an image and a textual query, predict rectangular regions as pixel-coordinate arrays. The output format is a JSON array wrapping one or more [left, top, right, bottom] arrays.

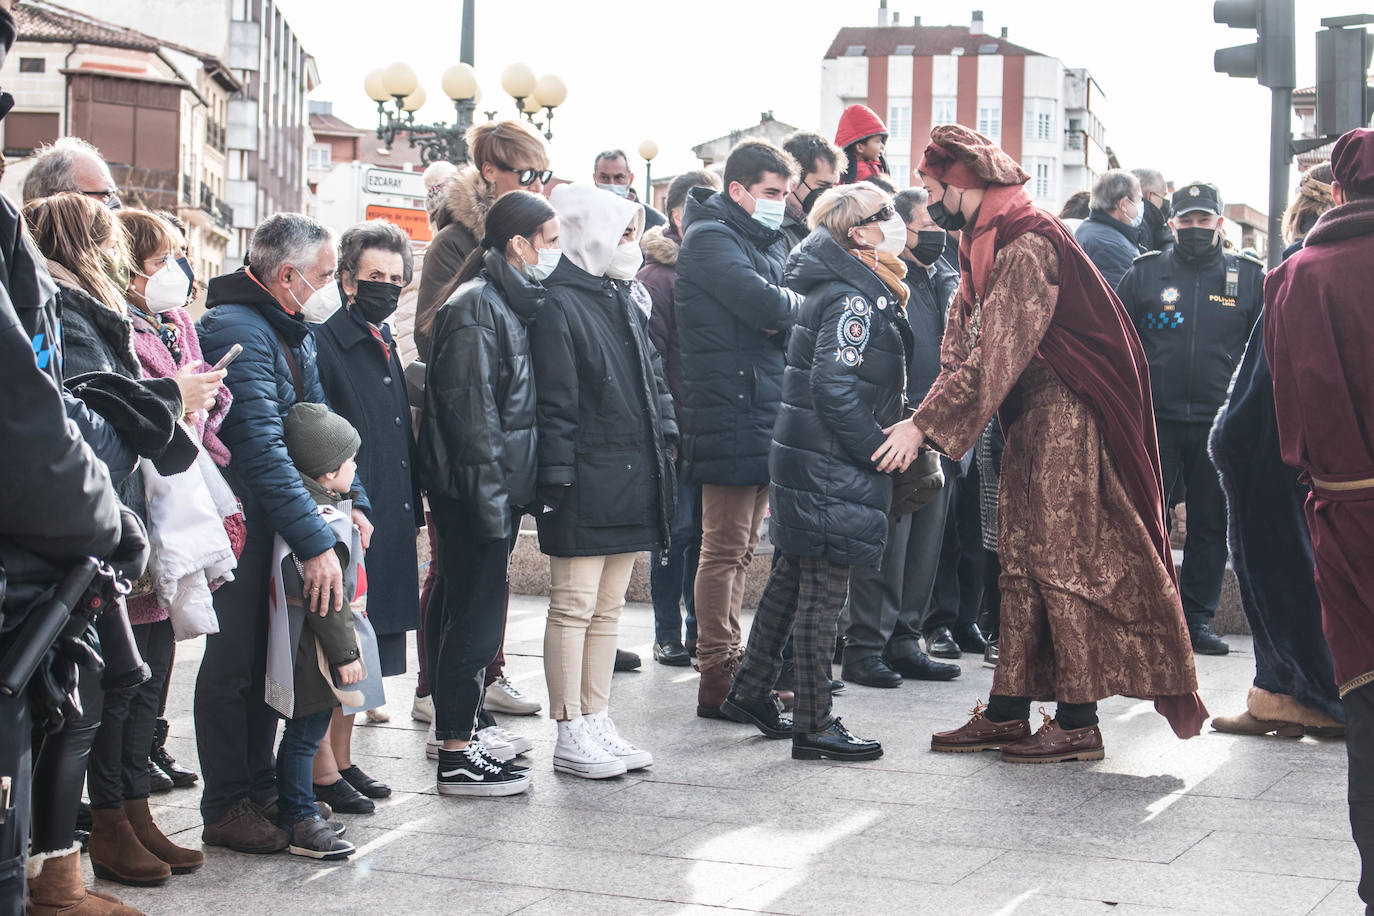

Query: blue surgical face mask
[[1129, 198, 1145, 229], [524, 246, 562, 283], [597, 182, 630, 199], [743, 189, 785, 232]]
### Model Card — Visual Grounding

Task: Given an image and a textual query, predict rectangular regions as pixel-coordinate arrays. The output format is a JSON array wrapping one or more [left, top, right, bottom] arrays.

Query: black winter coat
[[769, 231, 908, 568], [675, 188, 801, 486], [1117, 245, 1264, 423], [315, 302, 421, 642], [197, 268, 370, 562], [1075, 211, 1143, 291], [418, 250, 543, 542], [531, 256, 677, 558], [899, 255, 959, 401]]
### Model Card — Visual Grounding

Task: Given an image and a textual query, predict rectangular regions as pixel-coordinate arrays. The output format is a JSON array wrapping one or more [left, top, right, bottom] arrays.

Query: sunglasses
[[495, 162, 554, 186], [81, 188, 122, 208], [857, 204, 897, 226]]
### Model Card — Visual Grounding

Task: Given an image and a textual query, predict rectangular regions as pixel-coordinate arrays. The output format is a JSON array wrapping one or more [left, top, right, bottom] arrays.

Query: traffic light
[[1316, 20, 1374, 135], [1214, 0, 1296, 89]]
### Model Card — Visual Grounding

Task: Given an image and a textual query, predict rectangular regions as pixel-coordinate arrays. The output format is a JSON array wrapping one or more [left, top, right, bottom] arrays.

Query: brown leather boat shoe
[[1001, 711, 1105, 763], [931, 700, 1031, 753]]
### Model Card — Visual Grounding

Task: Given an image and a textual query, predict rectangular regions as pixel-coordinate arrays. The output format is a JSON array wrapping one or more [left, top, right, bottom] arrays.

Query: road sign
[[365, 204, 432, 242]]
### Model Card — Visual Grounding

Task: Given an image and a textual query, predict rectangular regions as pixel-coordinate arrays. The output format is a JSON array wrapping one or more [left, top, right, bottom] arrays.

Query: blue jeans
[[274, 708, 332, 827], [650, 476, 700, 644]]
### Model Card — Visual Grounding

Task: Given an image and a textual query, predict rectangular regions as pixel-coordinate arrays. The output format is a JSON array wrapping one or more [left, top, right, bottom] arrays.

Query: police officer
[[1117, 182, 1263, 656]]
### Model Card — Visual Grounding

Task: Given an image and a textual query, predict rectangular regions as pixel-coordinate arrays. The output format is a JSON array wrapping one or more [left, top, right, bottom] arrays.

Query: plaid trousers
[[733, 552, 851, 733]]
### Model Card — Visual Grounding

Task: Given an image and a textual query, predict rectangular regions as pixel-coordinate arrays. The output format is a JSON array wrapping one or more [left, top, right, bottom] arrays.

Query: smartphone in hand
[[210, 344, 242, 372]]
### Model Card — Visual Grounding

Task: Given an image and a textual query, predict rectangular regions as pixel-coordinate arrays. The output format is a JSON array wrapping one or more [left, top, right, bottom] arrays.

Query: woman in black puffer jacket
[[722, 183, 924, 762]]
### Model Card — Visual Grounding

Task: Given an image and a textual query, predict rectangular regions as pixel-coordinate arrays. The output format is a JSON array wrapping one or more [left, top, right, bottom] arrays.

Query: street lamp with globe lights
[[638, 139, 659, 209]]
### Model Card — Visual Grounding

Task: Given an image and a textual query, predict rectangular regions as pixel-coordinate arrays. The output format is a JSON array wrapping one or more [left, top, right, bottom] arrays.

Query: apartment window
[[1028, 159, 1053, 200], [887, 155, 910, 190], [18, 58, 45, 73], [977, 104, 1001, 143], [887, 104, 911, 141], [933, 98, 956, 125], [1023, 99, 1056, 142]]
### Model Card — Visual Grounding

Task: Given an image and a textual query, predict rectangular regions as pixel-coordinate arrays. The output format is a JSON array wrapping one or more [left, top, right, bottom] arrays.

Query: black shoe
[[151, 717, 198, 788], [840, 655, 902, 688], [832, 636, 847, 666], [720, 691, 793, 739], [436, 745, 531, 797], [653, 640, 691, 667], [954, 624, 988, 654], [76, 828, 90, 852], [147, 760, 175, 794], [830, 677, 845, 694], [886, 650, 961, 681], [685, 638, 698, 658], [983, 640, 999, 668], [339, 764, 391, 799], [614, 648, 642, 672], [77, 801, 92, 831], [313, 777, 375, 815], [792, 718, 883, 761], [1190, 622, 1230, 656], [774, 660, 796, 693], [925, 626, 961, 659]]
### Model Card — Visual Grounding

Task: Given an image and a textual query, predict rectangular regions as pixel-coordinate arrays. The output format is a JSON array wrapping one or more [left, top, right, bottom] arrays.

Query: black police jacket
[[769, 231, 908, 568], [1117, 243, 1263, 424], [674, 188, 801, 486], [418, 250, 542, 543]]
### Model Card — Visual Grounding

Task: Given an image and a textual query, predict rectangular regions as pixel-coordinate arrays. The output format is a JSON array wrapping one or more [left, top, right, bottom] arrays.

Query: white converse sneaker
[[484, 677, 541, 715], [477, 723, 533, 757], [473, 727, 517, 762], [411, 694, 434, 723], [552, 718, 628, 779], [425, 722, 441, 760], [583, 711, 653, 771]]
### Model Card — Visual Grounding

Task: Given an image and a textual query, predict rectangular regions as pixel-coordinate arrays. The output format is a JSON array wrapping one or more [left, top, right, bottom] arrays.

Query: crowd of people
[[0, 2, 1370, 906]]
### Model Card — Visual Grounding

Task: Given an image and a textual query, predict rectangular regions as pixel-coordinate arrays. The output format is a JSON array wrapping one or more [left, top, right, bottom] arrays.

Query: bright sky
[[281, 0, 1361, 213]]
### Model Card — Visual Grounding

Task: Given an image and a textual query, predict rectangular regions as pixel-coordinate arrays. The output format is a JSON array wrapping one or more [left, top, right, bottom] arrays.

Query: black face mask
[[1174, 226, 1220, 261], [927, 185, 967, 232], [801, 186, 826, 215], [1145, 197, 1169, 225], [352, 279, 401, 325], [908, 229, 947, 266]]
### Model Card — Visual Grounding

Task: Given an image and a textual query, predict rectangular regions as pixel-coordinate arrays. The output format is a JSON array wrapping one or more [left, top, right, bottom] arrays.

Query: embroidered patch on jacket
[[1161, 287, 1180, 307], [835, 296, 871, 366]]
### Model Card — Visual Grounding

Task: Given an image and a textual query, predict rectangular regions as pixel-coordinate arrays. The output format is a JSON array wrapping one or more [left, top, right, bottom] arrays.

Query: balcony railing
[[1065, 129, 1086, 151], [199, 182, 233, 231]]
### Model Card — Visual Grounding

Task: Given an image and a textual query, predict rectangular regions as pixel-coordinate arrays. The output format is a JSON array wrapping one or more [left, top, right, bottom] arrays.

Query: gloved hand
[[537, 483, 569, 514], [107, 503, 149, 586]]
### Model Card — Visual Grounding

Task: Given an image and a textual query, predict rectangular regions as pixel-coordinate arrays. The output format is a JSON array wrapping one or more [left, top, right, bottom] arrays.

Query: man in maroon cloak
[[905, 125, 1205, 763], [1266, 125, 1374, 912]]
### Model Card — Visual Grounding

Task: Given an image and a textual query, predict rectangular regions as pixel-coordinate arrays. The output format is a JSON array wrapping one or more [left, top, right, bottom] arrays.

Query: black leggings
[[29, 669, 102, 855], [986, 694, 1099, 730]]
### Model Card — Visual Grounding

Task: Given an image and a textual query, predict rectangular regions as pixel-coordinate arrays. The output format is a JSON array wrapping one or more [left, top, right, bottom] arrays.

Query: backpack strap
[[269, 325, 305, 404]]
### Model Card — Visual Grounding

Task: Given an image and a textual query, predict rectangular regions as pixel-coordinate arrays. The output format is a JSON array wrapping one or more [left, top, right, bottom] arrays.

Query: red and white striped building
[[820, 9, 1112, 211]]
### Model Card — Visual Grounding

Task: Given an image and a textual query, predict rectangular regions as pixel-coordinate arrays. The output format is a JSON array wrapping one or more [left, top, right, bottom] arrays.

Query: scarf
[[848, 248, 910, 310]]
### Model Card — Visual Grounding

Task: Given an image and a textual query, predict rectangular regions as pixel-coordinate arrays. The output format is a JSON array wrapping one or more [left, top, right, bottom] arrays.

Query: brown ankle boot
[[124, 798, 204, 874], [88, 806, 171, 886], [696, 656, 739, 719], [25, 845, 143, 915]]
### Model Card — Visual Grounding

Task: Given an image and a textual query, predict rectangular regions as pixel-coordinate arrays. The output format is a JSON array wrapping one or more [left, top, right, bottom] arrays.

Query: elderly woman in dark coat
[[312, 219, 421, 812], [721, 183, 921, 762]]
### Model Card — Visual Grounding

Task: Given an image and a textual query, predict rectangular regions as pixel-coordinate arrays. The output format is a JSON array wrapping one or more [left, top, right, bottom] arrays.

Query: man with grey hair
[[594, 148, 666, 231], [21, 136, 121, 207], [1075, 168, 1145, 290], [194, 212, 372, 855], [1132, 167, 1173, 252]]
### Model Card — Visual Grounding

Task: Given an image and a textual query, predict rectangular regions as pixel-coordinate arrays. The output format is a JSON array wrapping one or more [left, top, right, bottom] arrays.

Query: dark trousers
[[274, 708, 332, 827], [417, 512, 507, 697], [427, 495, 513, 742], [1348, 682, 1374, 913], [986, 694, 1099, 730], [981, 549, 1002, 639], [1158, 420, 1228, 625], [925, 464, 986, 634], [0, 673, 32, 916], [88, 619, 173, 808], [734, 553, 851, 733], [650, 476, 700, 644], [846, 479, 952, 663], [194, 520, 279, 824], [30, 667, 100, 856]]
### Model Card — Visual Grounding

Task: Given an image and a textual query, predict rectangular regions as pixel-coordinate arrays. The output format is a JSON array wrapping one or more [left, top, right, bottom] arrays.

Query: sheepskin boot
[[25, 844, 143, 915]]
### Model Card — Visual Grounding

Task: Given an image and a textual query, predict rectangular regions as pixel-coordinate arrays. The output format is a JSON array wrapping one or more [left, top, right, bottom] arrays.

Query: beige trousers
[[693, 484, 770, 669], [544, 553, 637, 721]]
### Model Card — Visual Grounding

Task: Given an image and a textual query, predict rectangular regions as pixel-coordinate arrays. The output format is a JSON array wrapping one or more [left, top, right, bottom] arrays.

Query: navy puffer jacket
[[769, 230, 908, 568], [674, 188, 801, 486], [197, 268, 369, 560]]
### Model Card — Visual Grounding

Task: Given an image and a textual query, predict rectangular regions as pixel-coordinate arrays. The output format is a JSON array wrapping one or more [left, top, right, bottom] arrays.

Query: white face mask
[[139, 259, 191, 313], [525, 246, 562, 282], [597, 182, 631, 199], [292, 271, 342, 323], [876, 215, 908, 255], [606, 241, 643, 280]]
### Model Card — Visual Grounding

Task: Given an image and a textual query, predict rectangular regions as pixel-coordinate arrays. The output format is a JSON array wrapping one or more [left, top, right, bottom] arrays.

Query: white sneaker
[[484, 677, 541, 716], [583, 711, 653, 771], [425, 722, 441, 760], [411, 694, 434, 723], [477, 723, 533, 757], [473, 727, 517, 762], [553, 718, 627, 779]]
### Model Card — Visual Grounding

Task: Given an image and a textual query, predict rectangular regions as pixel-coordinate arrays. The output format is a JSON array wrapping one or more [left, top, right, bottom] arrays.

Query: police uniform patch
[[1161, 287, 1180, 307], [1189, 185, 1201, 197], [835, 297, 871, 366]]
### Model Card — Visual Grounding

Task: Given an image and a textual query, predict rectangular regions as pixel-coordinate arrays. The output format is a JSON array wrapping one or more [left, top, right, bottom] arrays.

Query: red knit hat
[[835, 104, 888, 150], [1331, 127, 1374, 197]]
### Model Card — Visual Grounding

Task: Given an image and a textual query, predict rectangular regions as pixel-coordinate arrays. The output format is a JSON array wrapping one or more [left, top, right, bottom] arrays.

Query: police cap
[[1172, 182, 1222, 217]]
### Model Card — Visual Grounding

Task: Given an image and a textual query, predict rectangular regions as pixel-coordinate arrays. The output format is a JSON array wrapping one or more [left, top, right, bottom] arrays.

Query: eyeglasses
[[857, 204, 897, 226], [81, 188, 122, 208], [495, 162, 553, 186]]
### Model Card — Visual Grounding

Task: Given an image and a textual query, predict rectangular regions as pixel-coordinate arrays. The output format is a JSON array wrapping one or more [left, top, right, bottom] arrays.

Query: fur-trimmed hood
[[640, 224, 680, 267], [442, 166, 497, 240]]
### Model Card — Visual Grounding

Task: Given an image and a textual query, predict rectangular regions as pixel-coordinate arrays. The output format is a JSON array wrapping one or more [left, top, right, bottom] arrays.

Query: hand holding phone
[[210, 344, 243, 372]]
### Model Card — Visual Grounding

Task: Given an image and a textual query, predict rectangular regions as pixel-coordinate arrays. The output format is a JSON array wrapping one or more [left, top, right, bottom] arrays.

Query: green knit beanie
[[284, 402, 361, 479]]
